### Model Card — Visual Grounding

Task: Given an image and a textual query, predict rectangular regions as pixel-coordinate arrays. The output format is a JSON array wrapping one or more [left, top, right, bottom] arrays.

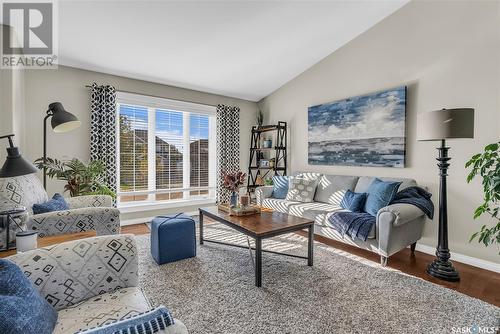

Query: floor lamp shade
[[48, 102, 81, 133], [417, 108, 474, 141], [417, 107, 474, 282]]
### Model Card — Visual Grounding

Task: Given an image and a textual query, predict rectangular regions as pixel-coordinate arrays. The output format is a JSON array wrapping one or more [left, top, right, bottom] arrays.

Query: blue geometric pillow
[[0, 259, 58, 334], [340, 190, 367, 212], [363, 178, 402, 216], [272, 175, 289, 199], [33, 193, 69, 215]]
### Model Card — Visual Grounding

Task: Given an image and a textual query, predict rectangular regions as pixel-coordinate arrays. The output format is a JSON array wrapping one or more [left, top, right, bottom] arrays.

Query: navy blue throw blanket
[[329, 186, 434, 241], [391, 186, 434, 219]]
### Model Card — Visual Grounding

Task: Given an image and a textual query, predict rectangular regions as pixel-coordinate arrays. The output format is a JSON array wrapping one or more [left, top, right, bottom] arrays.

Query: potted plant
[[465, 141, 499, 252], [222, 171, 246, 207], [256, 109, 264, 128], [34, 157, 116, 198]]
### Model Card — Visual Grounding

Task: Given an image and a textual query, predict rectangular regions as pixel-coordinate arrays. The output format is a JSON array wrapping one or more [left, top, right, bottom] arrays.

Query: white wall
[[259, 1, 500, 263], [21, 65, 257, 217]]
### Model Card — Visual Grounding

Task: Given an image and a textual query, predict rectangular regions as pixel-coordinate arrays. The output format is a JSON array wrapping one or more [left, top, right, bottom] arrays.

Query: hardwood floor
[[122, 222, 500, 307]]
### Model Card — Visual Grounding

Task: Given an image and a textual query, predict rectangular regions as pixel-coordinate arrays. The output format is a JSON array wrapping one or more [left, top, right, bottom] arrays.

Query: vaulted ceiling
[[58, 1, 408, 101]]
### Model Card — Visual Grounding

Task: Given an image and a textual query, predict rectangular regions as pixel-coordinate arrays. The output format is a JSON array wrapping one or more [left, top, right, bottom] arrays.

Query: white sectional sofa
[[255, 172, 428, 265]]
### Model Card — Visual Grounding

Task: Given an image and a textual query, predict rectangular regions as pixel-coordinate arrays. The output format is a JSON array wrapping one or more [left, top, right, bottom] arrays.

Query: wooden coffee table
[[0, 231, 96, 258], [199, 207, 314, 287]]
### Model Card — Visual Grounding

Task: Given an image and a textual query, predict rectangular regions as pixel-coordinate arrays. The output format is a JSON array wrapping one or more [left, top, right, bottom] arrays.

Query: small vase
[[230, 192, 238, 208]]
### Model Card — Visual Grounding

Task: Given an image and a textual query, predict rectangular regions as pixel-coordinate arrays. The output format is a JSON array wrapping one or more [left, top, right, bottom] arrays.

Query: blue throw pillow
[[272, 175, 289, 199], [0, 259, 58, 334], [364, 178, 402, 216], [340, 190, 367, 212], [33, 193, 69, 214]]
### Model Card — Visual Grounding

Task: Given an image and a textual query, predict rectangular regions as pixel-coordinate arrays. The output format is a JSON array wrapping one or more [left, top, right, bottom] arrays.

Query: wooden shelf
[[250, 147, 286, 151], [251, 125, 286, 133], [249, 166, 286, 171]]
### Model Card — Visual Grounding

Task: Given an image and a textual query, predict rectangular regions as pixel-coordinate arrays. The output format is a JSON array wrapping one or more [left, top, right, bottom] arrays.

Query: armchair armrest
[[255, 186, 274, 206], [377, 203, 425, 227], [66, 195, 113, 209], [29, 207, 120, 237], [7, 234, 138, 311]]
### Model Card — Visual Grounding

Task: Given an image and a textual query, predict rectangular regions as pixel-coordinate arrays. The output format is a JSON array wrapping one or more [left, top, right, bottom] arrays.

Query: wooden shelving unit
[[246, 121, 287, 193]]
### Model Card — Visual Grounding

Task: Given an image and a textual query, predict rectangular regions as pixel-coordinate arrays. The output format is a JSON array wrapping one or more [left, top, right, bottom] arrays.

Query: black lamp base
[[427, 258, 460, 282]]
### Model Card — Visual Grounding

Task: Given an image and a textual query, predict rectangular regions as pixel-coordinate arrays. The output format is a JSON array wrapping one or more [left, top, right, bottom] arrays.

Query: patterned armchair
[[7, 234, 188, 333], [0, 174, 120, 237]]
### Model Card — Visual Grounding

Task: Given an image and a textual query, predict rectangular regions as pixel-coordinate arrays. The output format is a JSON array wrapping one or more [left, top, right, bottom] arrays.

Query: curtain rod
[[84, 85, 218, 108]]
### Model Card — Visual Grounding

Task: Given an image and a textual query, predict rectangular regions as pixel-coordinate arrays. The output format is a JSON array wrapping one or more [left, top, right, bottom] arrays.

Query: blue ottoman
[[150, 213, 196, 265]]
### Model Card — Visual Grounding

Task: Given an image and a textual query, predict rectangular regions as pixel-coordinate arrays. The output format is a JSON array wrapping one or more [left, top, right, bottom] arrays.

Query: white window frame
[[116, 91, 216, 209]]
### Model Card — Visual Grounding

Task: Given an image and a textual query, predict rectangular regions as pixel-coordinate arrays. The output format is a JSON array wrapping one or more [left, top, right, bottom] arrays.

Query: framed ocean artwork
[[308, 86, 406, 168]]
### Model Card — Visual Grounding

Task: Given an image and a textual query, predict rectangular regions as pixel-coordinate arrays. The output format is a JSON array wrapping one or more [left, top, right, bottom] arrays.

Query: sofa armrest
[[377, 203, 426, 227], [29, 207, 120, 237], [255, 186, 274, 206], [66, 195, 113, 209], [7, 234, 138, 311]]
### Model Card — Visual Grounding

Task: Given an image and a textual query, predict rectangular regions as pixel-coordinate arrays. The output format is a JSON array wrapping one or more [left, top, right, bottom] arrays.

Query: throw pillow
[[0, 259, 58, 334], [33, 193, 69, 215], [364, 178, 402, 216], [285, 177, 319, 203], [272, 175, 289, 199], [340, 190, 367, 212], [78, 305, 174, 334]]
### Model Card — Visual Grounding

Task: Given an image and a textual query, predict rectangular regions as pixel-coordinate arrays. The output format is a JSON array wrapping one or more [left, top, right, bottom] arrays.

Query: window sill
[[118, 198, 216, 214]]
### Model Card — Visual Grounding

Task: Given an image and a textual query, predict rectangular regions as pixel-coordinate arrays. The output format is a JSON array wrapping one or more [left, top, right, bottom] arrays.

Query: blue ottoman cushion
[[151, 213, 196, 265]]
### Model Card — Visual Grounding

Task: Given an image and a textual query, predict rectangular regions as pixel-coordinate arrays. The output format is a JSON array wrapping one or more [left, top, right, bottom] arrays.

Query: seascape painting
[[308, 86, 406, 167]]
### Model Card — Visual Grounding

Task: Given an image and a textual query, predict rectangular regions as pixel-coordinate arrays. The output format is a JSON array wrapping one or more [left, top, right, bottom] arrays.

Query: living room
[[0, 1, 498, 333]]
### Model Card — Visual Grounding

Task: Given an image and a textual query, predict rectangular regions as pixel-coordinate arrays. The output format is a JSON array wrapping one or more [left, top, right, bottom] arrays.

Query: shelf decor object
[[247, 121, 287, 193], [43, 102, 81, 188], [417, 108, 475, 282]]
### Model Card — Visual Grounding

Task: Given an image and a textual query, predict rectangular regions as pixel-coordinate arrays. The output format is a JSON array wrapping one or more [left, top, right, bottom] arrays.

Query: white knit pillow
[[285, 177, 319, 203]]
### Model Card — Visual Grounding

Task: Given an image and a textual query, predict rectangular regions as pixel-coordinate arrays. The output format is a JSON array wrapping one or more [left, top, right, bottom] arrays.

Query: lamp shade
[[417, 108, 474, 141], [48, 102, 81, 133], [0, 137, 38, 178]]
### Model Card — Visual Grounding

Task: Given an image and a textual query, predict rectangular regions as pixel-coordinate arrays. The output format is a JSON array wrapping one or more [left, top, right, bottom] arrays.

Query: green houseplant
[[465, 142, 500, 252], [34, 157, 116, 199]]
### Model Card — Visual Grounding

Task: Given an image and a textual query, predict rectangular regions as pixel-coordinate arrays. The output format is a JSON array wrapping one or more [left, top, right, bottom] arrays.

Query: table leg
[[255, 237, 262, 287], [199, 210, 204, 245], [308, 224, 314, 266]]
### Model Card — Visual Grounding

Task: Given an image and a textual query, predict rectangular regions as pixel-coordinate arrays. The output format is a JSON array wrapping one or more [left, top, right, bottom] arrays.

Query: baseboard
[[414, 243, 500, 273], [120, 210, 199, 226]]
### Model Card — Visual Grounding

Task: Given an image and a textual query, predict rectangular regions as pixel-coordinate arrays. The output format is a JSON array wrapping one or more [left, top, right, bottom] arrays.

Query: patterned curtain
[[90, 83, 117, 202], [216, 104, 240, 203]]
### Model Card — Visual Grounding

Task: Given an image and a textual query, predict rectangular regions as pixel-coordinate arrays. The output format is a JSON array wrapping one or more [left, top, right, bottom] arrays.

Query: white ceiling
[[58, 1, 408, 101]]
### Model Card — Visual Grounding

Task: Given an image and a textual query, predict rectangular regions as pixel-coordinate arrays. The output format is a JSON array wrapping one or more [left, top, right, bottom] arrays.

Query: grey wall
[[259, 1, 500, 263], [20, 65, 257, 217]]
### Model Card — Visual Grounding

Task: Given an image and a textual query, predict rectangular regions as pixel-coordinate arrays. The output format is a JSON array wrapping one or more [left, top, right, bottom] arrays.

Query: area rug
[[136, 224, 499, 334]]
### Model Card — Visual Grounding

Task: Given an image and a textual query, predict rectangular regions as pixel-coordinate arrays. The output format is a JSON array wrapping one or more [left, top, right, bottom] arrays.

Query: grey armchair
[[0, 174, 120, 237]]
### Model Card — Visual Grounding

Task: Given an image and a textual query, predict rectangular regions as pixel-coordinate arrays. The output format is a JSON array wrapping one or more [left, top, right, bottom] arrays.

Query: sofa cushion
[[340, 190, 367, 212], [272, 175, 289, 199], [0, 175, 48, 215], [262, 198, 301, 213], [286, 177, 319, 203], [364, 178, 402, 216], [0, 259, 58, 334], [53, 287, 151, 334], [32, 193, 69, 214], [355, 176, 417, 193], [314, 174, 359, 205]]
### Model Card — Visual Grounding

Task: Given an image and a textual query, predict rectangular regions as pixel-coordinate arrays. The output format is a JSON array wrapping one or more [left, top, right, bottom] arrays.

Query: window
[[117, 92, 216, 207]]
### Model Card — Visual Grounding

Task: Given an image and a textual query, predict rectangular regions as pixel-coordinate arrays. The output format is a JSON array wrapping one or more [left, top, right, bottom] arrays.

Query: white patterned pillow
[[286, 177, 319, 203]]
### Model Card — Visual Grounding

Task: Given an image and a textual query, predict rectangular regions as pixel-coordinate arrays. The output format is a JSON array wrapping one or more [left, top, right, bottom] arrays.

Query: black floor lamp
[[0, 134, 38, 250], [43, 102, 81, 188], [417, 108, 474, 282]]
